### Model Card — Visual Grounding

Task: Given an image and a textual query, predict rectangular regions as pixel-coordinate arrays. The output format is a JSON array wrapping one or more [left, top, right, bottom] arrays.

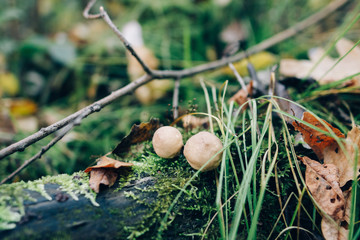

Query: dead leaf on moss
[[300, 156, 345, 220], [85, 156, 133, 193], [229, 80, 253, 107], [112, 118, 160, 156], [280, 38, 360, 85], [293, 112, 345, 160]]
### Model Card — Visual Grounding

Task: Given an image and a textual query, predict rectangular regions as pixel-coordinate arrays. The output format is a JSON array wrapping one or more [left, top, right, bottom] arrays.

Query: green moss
[[0, 171, 97, 231], [113, 146, 218, 239]]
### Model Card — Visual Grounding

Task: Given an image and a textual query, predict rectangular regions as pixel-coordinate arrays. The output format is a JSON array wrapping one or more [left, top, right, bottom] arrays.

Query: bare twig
[[172, 77, 181, 120], [83, 0, 153, 76], [228, 62, 248, 93], [0, 113, 87, 184], [0, 74, 152, 160], [83, 0, 102, 19], [0, 0, 348, 161]]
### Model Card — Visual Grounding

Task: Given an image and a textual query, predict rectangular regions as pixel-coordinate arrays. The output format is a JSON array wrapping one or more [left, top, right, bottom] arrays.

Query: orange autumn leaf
[[85, 156, 133, 193], [293, 112, 345, 160]]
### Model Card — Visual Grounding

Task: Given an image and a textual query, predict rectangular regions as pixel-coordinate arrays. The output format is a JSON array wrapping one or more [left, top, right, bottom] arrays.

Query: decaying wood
[[1, 177, 205, 240]]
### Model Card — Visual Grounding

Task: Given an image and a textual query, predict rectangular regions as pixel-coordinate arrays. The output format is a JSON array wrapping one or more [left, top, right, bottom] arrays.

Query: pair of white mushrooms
[[152, 126, 223, 172]]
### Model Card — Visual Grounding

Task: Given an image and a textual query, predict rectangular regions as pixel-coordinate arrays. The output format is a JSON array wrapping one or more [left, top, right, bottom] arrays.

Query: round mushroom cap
[[152, 126, 183, 158], [184, 131, 223, 171]]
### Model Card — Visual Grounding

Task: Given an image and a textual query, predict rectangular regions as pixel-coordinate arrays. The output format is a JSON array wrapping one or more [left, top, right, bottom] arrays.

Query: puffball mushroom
[[184, 131, 223, 171], [152, 126, 183, 158]]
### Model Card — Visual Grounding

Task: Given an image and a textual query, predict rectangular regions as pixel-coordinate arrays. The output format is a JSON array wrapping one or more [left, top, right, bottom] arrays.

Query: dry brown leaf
[[321, 218, 348, 240], [280, 38, 360, 85], [296, 114, 359, 240], [85, 156, 133, 193], [323, 126, 360, 187], [300, 156, 345, 220], [342, 189, 352, 224], [88, 168, 118, 193], [112, 118, 160, 157], [182, 115, 209, 130], [229, 80, 253, 107], [293, 112, 345, 160]]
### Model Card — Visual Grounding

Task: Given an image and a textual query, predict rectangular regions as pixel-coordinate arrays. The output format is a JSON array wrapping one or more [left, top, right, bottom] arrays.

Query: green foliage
[[1, 0, 359, 239]]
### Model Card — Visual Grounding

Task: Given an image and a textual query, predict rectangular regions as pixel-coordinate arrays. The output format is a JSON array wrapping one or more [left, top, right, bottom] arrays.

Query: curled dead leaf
[[85, 156, 133, 193], [293, 112, 345, 160], [112, 118, 160, 157]]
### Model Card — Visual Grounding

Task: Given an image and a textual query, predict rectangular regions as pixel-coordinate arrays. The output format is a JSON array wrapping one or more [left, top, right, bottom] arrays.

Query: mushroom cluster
[[152, 126, 223, 172]]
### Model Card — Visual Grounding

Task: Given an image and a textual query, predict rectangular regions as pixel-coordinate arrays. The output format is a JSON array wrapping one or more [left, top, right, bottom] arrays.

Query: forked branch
[[0, 0, 349, 163]]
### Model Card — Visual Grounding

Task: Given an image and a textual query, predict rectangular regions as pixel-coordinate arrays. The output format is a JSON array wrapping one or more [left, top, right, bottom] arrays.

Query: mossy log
[[1, 176, 206, 240]]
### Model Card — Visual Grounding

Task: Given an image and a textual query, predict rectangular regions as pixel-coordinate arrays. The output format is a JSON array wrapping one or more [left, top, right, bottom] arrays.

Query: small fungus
[[152, 126, 183, 158], [184, 131, 223, 171]]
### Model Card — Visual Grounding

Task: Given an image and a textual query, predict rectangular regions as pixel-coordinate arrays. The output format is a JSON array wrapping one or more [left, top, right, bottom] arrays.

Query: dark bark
[[1, 177, 205, 240]]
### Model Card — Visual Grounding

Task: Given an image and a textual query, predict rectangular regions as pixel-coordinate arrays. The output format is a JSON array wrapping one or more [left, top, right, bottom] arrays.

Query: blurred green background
[[0, 0, 357, 181]]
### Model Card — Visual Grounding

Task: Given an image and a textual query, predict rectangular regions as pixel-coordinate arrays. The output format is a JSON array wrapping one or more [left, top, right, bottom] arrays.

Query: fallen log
[[1, 175, 210, 240]]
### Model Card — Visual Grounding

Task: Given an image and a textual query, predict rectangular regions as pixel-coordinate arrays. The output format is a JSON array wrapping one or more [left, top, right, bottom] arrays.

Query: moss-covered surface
[[0, 171, 96, 231], [0, 139, 221, 239], [0, 128, 305, 239]]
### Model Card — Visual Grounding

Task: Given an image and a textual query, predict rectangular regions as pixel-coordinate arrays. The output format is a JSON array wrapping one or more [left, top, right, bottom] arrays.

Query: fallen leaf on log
[[280, 38, 360, 85], [112, 118, 160, 156], [293, 112, 345, 160], [85, 156, 133, 193]]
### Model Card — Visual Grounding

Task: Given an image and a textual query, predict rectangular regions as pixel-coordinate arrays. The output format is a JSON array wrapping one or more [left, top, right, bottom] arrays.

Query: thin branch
[[228, 62, 248, 93], [83, 0, 153, 76], [172, 77, 181, 120], [0, 0, 348, 161], [0, 113, 87, 185], [0, 74, 152, 160], [83, 0, 101, 19]]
